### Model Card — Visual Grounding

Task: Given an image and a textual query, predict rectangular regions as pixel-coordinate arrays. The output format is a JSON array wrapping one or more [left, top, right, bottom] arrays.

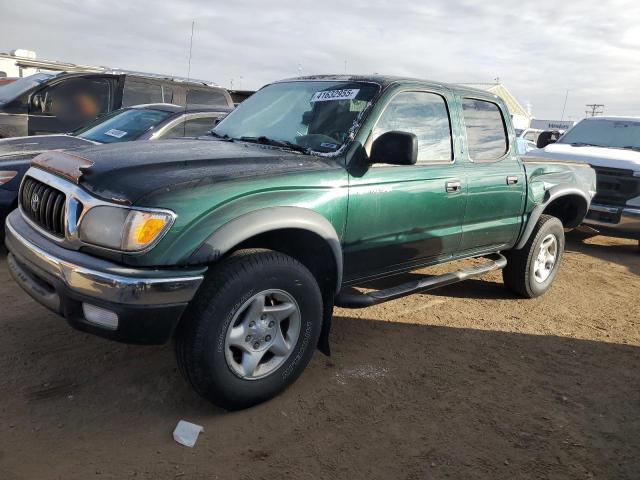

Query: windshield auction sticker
[[311, 89, 360, 102], [104, 128, 128, 138]]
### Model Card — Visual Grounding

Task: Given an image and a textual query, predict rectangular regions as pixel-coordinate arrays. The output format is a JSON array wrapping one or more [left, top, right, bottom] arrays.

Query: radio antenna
[[184, 20, 195, 136]]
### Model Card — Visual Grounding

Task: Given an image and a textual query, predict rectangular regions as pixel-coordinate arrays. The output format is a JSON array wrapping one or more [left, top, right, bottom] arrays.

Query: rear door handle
[[445, 180, 462, 193], [506, 176, 519, 185]]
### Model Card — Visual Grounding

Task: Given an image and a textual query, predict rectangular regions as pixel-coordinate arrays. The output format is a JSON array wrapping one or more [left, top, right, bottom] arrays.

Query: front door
[[343, 89, 467, 282], [28, 76, 117, 135]]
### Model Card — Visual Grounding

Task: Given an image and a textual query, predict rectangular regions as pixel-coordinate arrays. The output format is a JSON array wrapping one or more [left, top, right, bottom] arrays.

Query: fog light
[[82, 303, 119, 330]]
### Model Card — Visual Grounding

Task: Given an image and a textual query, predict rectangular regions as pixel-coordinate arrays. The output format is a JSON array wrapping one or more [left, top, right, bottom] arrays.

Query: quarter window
[[372, 91, 452, 164], [462, 98, 508, 161]]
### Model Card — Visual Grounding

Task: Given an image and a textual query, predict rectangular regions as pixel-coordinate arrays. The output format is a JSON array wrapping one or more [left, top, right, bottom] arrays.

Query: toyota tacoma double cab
[[5, 75, 596, 409]]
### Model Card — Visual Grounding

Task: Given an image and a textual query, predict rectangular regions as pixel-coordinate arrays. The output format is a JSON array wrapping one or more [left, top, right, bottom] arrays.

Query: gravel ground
[[0, 233, 638, 480]]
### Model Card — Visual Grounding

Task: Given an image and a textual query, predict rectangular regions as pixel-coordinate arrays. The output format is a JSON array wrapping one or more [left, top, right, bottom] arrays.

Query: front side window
[[74, 108, 173, 143], [558, 118, 640, 150], [31, 77, 114, 121], [122, 79, 163, 106], [462, 98, 508, 161], [213, 81, 380, 154], [372, 91, 452, 163]]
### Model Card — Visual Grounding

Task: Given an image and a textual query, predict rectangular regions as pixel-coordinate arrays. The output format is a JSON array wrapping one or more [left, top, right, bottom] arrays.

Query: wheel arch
[[515, 187, 590, 249], [188, 206, 343, 292]]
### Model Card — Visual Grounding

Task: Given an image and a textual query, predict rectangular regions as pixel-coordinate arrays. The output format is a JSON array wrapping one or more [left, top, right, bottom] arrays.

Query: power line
[[585, 104, 604, 117]]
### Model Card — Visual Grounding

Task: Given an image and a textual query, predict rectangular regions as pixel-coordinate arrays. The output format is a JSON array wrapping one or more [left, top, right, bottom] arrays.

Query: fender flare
[[515, 186, 591, 250], [188, 206, 343, 291]]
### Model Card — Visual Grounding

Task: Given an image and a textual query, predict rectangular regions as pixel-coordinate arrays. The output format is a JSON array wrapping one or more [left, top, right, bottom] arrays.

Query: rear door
[[458, 96, 526, 253], [343, 88, 467, 281]]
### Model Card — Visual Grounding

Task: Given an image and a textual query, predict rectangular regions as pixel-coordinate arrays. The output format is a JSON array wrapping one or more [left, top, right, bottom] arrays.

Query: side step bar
[[335, 253, 507, 309]]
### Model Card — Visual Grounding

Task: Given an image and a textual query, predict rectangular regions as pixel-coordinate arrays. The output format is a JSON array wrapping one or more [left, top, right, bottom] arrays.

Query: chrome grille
[[20, 176, 66, 237]]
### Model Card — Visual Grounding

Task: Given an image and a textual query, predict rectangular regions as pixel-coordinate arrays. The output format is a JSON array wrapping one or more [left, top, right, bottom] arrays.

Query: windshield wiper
[[237, 136, 309, 154], [621, 145, 640, 151], [210, 131, 233, 141]]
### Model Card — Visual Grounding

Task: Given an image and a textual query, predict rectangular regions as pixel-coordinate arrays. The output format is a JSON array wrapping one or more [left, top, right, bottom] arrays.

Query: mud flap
[[317, 291, 334, 356]]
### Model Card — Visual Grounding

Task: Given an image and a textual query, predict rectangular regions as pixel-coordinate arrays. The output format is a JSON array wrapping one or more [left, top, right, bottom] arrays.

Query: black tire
[[175, 249, 323, 410], [502, 214, 565, 298]]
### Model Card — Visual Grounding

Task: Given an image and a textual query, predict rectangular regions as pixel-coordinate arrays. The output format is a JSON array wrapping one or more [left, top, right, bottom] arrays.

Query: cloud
[[1, 0, 638, 120]]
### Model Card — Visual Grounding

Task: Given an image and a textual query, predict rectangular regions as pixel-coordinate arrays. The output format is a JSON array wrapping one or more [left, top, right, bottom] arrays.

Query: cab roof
[[273, 74, 496, 97]]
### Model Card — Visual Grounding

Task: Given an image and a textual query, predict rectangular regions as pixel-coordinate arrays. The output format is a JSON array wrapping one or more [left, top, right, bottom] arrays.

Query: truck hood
[[528, 143, 640, 172], [0, 134, 96, 161], [33, 138, 340, 205]]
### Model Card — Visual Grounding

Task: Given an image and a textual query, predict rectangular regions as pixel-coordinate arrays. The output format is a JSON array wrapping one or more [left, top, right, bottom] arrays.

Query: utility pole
[[585, 104, 604, 117]]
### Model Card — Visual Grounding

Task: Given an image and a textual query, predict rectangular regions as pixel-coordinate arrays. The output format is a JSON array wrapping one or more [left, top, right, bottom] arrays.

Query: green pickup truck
[[5, 75, 596, 409]]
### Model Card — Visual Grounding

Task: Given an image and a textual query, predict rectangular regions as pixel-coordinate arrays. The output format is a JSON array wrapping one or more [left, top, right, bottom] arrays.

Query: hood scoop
[[32, 151, 94, 184]]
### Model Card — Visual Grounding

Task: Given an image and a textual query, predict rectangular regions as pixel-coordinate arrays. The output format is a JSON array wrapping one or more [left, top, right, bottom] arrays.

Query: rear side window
[[186, 88, 229, 108], [122, 79, 164, 106], [373, 91, 452, 164], [462, 98, 508, 161], [161, 116, 217, 139]]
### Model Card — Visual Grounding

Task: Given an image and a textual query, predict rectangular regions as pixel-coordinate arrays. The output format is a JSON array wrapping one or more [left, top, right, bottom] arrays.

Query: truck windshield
[[213, 80, 380, 154], [558, 118, 640, 150], [0, 73, 54, 103], [74, 108, 173, 143]]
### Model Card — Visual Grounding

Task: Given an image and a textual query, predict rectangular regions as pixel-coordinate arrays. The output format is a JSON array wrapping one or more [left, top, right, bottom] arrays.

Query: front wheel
[[175, 249, 323, 410], [502, 214, 565, 298]]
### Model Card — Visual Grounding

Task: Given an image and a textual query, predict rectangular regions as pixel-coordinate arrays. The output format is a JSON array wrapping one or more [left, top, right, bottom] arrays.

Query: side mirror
[[301, 111, 313, 126], [213, 113, 228, 126], [536, 130, 560, 149], [370, 131, 418, 166]]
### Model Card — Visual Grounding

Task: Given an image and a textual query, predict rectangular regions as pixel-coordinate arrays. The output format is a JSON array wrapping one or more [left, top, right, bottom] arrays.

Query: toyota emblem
[[30, 192, 40, 212]]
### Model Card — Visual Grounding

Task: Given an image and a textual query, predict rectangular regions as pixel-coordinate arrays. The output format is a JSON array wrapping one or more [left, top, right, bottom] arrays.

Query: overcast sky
[[1, 0, 639, 120]]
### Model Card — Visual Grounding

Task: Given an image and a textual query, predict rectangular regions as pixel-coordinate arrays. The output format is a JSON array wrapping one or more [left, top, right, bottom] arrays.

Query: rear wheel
[[175, 249, 323, 410], [503, 215, 565, 298]]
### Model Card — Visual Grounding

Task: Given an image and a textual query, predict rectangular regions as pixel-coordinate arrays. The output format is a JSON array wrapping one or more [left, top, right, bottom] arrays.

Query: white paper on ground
[[173, 420, 204, 447]]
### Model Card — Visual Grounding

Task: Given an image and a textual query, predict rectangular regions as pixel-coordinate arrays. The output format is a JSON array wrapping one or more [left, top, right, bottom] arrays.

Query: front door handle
[[445, 180, 462, 193], [506, 176, 519, 185]]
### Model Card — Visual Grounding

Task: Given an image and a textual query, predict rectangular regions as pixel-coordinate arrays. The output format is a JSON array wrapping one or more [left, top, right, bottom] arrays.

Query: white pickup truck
[[529, 116, 640, 246]]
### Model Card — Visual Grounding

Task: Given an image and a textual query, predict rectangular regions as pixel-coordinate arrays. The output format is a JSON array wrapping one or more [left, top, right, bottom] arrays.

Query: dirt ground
[[0, 233, 638, 480]]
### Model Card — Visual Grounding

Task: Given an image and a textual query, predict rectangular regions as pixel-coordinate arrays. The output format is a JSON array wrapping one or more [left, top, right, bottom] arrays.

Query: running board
[[335, 253, 507, 309]]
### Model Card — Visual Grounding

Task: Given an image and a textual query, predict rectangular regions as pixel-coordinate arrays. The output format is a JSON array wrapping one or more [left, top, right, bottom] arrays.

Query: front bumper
[[5, 210, 206, 344], [584, 203, 640, 239]]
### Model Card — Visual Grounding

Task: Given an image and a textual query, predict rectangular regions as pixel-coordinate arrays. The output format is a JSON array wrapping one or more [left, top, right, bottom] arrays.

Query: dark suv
[[0, 71, 234, 138]]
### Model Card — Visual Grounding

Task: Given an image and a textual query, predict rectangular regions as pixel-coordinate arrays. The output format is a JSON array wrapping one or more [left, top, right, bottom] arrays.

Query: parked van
[[0, 71, 233, 138]]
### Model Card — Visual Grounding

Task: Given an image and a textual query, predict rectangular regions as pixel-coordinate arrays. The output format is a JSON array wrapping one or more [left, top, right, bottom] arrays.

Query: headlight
[[79, 206, 174, 252]]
